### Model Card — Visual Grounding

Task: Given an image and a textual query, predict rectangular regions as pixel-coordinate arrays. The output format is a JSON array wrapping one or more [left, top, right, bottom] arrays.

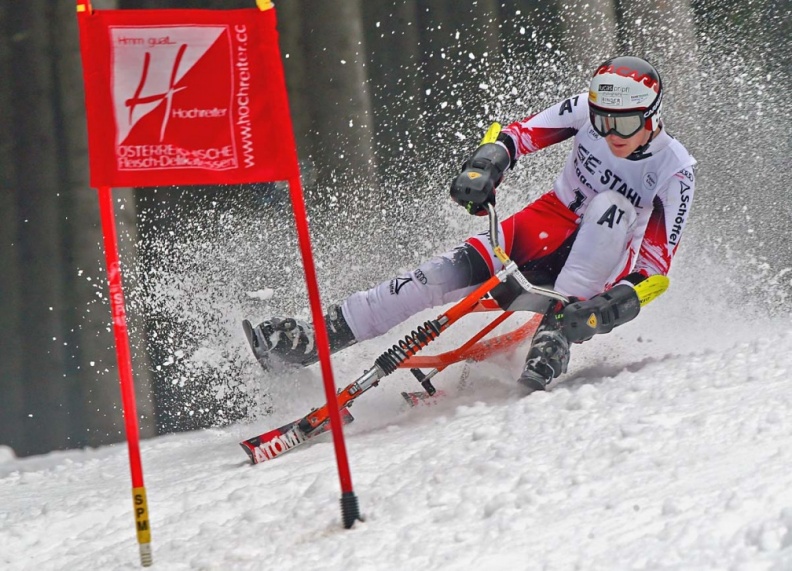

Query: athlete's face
[[605, 127, 653, 158]]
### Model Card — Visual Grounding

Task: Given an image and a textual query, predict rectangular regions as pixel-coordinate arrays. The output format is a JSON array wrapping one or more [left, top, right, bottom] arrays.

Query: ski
[[240, 407, 354, 464]]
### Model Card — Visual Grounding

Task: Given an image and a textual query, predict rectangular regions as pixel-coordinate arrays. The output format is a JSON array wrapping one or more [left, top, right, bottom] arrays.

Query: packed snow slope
[[3, 275, 792, 571]]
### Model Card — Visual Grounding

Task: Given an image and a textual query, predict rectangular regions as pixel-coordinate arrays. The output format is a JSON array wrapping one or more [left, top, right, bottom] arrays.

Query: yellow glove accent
[[634, 274, 670, 307], [480, 122, 502, 145]]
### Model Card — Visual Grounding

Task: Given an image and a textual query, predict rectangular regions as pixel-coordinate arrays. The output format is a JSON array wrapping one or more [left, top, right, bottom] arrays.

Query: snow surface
[[3, 286, 792, 571]]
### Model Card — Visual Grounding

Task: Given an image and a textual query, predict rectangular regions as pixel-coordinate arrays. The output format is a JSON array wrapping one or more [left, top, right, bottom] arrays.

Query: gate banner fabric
[[78, 7, 297, 187]]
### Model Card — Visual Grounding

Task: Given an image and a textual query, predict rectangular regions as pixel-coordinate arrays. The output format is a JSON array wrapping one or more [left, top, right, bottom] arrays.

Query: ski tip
[[239, 441, 256, 463]]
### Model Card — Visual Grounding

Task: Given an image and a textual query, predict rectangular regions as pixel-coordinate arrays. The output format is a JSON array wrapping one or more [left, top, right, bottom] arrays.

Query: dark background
[[1, 0, 790, 457]]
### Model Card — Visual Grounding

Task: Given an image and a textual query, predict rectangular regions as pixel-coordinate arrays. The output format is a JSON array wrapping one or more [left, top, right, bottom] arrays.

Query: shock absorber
[[374, 319, 443, 375]]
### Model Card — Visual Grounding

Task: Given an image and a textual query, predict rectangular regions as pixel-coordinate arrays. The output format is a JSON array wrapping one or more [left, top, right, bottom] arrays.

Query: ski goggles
[[589, 106, 646, 139]]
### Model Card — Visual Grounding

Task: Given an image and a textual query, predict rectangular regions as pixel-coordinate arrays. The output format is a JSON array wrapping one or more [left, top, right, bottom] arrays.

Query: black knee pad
[[450, 242, 494, 286]]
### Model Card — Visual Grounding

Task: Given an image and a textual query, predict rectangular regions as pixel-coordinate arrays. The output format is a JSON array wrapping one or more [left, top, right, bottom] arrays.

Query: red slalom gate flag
[[77, 4, 298, 187], [76, 2, 362, 555]]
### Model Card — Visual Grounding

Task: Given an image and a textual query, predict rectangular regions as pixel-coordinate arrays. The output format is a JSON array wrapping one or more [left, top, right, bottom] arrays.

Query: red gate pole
[[97, 186, 153, 566], [287, 175, 362, 529]]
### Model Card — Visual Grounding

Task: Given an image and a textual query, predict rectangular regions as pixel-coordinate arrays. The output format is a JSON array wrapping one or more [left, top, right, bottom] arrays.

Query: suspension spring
[[374, 319, 442, 375]]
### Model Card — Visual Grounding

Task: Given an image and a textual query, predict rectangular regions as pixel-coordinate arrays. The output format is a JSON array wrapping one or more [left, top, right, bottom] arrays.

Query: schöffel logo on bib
[[110, 26, 254, 173]]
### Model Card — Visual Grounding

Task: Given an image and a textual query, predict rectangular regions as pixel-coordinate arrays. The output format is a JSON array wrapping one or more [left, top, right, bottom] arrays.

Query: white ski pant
[[342, 191, 638, 342]]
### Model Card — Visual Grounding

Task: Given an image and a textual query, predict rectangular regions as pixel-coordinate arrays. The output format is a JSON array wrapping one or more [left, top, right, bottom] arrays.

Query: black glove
[[450, 143, 511, 215]]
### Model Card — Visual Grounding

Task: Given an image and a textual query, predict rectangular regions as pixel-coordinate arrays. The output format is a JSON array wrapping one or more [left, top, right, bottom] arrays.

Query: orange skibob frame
[[297, 202, 569, 434]]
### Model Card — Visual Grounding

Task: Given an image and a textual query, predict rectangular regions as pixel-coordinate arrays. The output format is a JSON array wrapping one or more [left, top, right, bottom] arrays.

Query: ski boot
[[242, 304, 356, 370], [518, 302, 570, 392], [518, 283, 643, 391]]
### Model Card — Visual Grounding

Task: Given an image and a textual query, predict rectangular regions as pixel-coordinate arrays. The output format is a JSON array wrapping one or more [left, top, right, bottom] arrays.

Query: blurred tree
[[0, 0, 154, 456], [0, 0, 25, 455], [301, 0, 378, 202], [277, 0, 312, 164], [362, 0, 423, 180], [4, 0, 72, 455], [416, 0, 502, 167], [53, 0, 155, 447]]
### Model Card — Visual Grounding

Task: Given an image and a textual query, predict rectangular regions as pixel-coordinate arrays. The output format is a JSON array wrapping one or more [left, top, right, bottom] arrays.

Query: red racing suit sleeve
[[634, 167, 696, 277], [498, 93, 588, 163]]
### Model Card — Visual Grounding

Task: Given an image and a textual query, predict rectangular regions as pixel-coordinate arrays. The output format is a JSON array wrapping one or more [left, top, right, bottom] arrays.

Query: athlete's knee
[[414, 243, 490, 304], [557, 192, 637, 299]]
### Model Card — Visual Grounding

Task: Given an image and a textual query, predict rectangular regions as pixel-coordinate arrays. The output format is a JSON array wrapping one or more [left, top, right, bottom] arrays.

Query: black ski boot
[[518, 302, 570, 392], [242, 304, 356, 370]]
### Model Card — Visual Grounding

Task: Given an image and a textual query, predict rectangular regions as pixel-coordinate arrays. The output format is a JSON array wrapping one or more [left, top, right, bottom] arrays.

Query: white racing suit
[[342, 93, 697, 342]]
